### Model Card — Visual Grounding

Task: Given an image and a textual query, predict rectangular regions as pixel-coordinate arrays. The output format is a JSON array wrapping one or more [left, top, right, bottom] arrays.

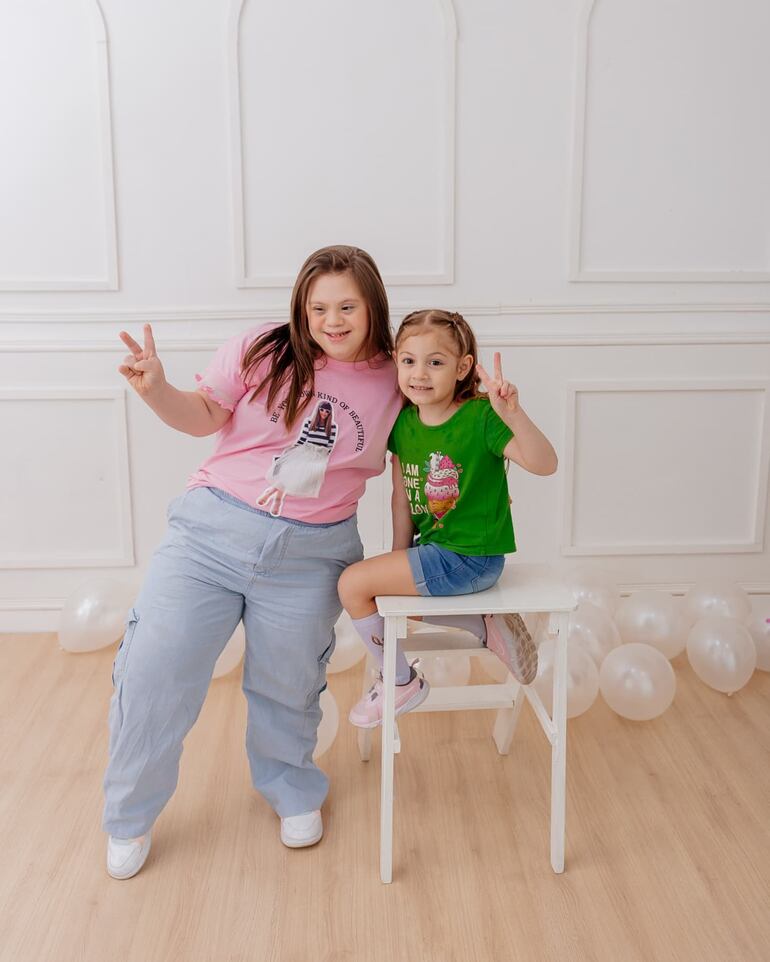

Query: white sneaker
[[106, 832, 152, 879], [280, 810, 323, 848]]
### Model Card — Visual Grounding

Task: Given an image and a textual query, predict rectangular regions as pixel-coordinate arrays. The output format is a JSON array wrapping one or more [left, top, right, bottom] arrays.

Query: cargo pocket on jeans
[[309, 634, 336, 705], [111, 608, 139, 686]]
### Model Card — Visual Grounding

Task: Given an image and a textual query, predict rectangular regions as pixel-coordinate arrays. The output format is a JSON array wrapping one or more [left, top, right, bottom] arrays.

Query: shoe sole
[[349, 678, 431, 730], [504, 612, 538, 684], [106, 836, 152, 879], [281, 827, 323, 848], [492, 613, 538, 686]]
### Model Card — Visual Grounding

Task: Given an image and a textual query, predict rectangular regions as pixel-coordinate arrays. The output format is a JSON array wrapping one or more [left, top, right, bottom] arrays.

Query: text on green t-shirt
[[387, 397, 516, 556]]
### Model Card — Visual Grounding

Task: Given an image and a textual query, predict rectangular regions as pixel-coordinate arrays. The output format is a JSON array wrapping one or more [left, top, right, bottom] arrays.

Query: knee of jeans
[[243, 664, 316, 716], [337, 567, 354, 608]]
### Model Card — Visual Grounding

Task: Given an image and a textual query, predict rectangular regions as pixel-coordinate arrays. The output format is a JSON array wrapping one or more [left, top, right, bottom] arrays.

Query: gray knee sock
[[421, 614, 487, 643], [351, 611, 412, 685]]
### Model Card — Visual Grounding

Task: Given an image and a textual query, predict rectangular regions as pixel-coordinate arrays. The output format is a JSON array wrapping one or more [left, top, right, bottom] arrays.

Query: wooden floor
[[1, 634, 768, 962]]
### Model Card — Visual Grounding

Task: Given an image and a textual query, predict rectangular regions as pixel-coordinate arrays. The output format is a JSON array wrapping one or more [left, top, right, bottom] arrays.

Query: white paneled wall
[[1, 0, 769, 630], [0, 0, 117, 289], [0, 389, 133, 567], [231, 0, 455, 285], [571, 0, 770, 281], [562, 380, 770, 554]]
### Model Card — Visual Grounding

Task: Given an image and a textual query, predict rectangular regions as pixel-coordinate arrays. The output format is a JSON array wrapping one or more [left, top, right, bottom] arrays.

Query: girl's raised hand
[[118, 323, 167, 398], [477, 352, 520, 417]]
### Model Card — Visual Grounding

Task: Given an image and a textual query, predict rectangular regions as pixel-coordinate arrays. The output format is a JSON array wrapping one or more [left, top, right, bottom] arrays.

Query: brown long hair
[[395, 309, 481, 403], [242, 245, 392, 427]]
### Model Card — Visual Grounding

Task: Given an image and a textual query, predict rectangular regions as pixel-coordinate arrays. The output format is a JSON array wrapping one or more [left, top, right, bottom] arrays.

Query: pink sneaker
[[349, 665, 430, 729], [483, 613, 538, 685]]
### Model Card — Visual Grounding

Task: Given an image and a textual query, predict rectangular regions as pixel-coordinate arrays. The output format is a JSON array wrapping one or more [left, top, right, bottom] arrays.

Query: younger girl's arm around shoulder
[[391, 455, 416, 550], [477, 352, 558, 476], [118, 324, 232, 437]]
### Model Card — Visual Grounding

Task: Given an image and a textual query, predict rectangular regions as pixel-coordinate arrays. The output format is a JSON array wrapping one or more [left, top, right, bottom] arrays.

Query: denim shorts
[[406, 542, 505, 597]]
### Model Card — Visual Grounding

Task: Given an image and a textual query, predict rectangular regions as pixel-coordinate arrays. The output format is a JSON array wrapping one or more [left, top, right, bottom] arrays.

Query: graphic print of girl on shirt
[[256, 400, 338, 517]]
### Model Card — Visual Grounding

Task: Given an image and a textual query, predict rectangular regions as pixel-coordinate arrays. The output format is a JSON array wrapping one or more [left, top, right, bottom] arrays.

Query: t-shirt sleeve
[[194, 327, 262, 413], [484, 400, 514, 456]]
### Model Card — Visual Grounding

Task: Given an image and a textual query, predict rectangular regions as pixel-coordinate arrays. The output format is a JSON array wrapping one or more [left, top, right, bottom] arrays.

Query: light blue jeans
[[102, 486, 363, 838]]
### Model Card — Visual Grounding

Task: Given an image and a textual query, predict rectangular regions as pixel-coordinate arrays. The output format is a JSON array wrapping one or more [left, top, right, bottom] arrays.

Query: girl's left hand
[[477, 352, 520, 416]]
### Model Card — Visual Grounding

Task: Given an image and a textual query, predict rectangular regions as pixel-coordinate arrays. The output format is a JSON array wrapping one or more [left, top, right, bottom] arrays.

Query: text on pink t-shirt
[[187, 325, 401, 523]]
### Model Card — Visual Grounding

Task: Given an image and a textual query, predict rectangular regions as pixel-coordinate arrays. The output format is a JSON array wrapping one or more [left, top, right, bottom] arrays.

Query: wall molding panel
[[561, 379, 770, 555], [569, 0, 770, 283], [0, 388, 133, 568], [3, 303, 770, 326], [0, 1, 118, 291], [227, 0, 456, 287], [4, 329, 770, 353]]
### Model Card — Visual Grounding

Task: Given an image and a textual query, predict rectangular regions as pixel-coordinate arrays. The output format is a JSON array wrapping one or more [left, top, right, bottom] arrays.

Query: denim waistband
[[206, 486, 355, 529]]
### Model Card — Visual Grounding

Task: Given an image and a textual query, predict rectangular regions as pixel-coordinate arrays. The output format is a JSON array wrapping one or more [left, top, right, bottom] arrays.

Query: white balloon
[[614, 591, 688, 659], [568, 602, 621, 668], [683, 581, 751, 626], [599, 643, 676, 721], [420, 654, 471, 687], [58, 579, 133, 653], [532, 639, 599, 719], [212, 622, 245, 678], [327, 611, 366, 674], [686, 616, 757, 693], [313, 688, 339, 759], [746, 610, 770, 671], [565, 569, 620, 615]]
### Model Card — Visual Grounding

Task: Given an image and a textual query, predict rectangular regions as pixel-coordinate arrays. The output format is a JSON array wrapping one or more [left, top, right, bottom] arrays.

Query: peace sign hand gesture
[[118, 323, 167, 399], [477, 352, 520, 418]]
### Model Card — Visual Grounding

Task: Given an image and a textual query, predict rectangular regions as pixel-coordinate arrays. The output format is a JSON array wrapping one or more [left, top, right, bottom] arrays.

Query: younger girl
[[103, 245, 402, 879], [338, 309, 558, 728]]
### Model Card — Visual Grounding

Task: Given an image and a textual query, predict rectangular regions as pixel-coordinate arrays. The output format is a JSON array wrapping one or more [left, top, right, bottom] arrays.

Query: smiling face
[[395, 326, 474, 415], [306, 271, 370, 363]]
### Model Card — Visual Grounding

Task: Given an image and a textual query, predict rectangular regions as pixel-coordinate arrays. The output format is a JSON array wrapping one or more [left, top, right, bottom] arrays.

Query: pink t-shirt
[[187, 325, 401, 523]]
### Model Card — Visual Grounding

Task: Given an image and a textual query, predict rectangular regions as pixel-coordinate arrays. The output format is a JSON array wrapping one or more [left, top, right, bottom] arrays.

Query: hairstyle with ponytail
[[394, 309, 481, 402]]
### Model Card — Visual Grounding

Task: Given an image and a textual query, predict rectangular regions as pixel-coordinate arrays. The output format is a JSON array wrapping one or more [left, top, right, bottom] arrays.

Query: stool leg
[[550, 611, 569, 873], [380, 614, 398, 883], [492, 681, 524, 755]]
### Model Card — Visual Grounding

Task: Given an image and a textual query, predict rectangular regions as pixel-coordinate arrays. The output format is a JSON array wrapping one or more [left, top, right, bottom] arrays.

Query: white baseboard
[[0, 600, 63, 634], [3, 584, 770, 634]]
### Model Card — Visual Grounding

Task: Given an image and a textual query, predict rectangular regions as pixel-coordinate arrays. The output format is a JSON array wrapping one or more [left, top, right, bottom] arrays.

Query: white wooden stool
[[358, 564, 576, 883]]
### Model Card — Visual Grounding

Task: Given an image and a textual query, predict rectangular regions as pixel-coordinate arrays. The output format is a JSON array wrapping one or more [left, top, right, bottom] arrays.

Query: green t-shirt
[[387, 397, 516, 556]]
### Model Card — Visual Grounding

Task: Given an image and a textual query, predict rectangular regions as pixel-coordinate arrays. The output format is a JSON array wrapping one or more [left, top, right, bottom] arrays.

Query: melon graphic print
[[256, 400, 338, 517]]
